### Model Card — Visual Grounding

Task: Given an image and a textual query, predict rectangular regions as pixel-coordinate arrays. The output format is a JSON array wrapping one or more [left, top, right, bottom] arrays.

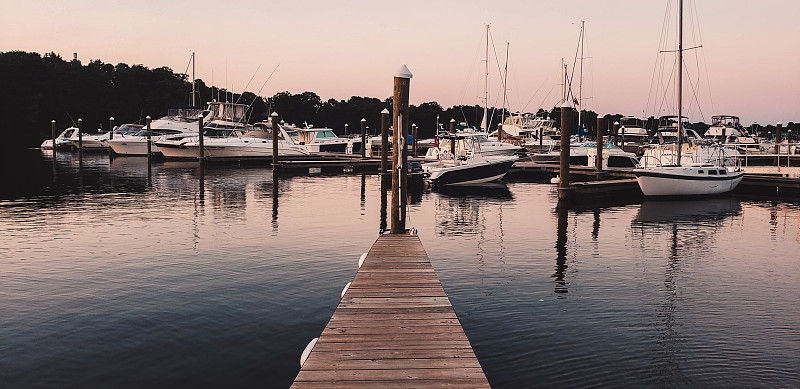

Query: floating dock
[[291, 234, 490, 388]]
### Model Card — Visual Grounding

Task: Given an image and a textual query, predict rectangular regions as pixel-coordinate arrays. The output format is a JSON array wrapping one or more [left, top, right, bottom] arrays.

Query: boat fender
[[550, 175, 560, 184], [341, 282, 351, 298], [299, 337, 319, 367], [358, 253, 368, 268]]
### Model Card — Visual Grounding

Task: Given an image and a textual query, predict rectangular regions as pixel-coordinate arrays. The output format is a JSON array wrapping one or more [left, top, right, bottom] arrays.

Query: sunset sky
[[2, 0, 798, 125]]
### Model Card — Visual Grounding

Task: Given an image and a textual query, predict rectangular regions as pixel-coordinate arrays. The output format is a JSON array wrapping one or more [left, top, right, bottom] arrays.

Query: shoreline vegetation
[[1, 51, 797, 152]]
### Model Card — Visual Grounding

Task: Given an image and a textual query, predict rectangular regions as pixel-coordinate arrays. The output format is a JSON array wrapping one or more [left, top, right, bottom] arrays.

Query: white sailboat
[[634, 0, 744, 196]]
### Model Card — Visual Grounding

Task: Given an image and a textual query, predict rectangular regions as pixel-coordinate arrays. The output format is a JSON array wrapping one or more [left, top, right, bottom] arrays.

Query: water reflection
[[433, 183, 513, 236], [554, 203, 569, 294], [272, 172, 279, 230]]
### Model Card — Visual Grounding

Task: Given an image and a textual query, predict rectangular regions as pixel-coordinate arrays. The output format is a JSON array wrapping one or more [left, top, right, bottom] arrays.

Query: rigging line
[[521, 75, 551, 113], [537, 84, 558, 114], [456, 28, 486, 107], [682, 56, 707, 123], [235, 63, 262, 104], [183, 52, 193, 77], [245, 63, 280, 123], [646, 0, 674, 116]]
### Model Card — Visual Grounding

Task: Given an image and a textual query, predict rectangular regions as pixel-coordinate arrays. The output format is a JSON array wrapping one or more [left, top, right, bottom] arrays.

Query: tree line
[[2, 51, 795, 157]]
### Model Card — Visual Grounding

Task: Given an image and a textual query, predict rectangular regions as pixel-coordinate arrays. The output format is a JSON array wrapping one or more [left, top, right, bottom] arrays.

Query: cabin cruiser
[[156, 128, 245, 159], [423, 133, 518, 186], [495, 113, 560, 152], [286, 124, 360, 153], [425, 130, 523, 159], [108, 108, 203, 155], [618, 116, 650, 145], [183, 122, 309, 159], [530, 140, 639, 167], [41, 127, 78, 149], [703, 115, 761, 154]]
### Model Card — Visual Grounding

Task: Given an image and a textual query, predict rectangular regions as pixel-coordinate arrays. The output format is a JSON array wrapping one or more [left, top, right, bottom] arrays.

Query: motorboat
[[41, 126, 78, 150], [425, 130, 523, 159], [423, 133, 518, 186], [184, 122, 309, 159], [108, 108, 203, 155], [497, 112, 561, 152], [703, 115, 761, 154], [156, 128, 245, 159], [618, 116, 650, 145], [530, 140, 639, 167], [633, 0, 744, 197], [287, 124, 361, 153]]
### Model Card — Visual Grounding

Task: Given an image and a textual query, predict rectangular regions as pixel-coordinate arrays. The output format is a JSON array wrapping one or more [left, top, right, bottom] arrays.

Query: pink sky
[[2, 0, 798, 125]]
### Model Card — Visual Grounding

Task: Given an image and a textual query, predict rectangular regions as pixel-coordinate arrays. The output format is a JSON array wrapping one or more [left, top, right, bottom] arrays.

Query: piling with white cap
[[391, 65, 412, 234], [381, 108, 390, 173], [360, 118, 367, 158]]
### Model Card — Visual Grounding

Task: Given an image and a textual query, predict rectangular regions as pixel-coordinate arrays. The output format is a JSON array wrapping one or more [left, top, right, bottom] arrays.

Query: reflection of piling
[[272, 172, 279, 230], [361, 118, 367, 158], [199, 163, 205, 203], [391, 65, 412, 234], [449, 118, 456, 158], [381, 109, 389, 173], [198, 114, 205, 163], [380, 179, 388, 232], [558, 103, 572, 199], [554, 203, 569, 294], [271, 112, 279, 169], [596, 116, 603, 172]]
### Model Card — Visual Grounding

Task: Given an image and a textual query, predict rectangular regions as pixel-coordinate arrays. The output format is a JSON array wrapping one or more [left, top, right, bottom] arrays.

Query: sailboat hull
[[634, 166, 744, 196]]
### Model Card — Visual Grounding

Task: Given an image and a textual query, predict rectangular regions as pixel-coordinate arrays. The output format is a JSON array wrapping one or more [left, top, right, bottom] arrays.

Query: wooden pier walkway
[[291, 234, 490, 388]]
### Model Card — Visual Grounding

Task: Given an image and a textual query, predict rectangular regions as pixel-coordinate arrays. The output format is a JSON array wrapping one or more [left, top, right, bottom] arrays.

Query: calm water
[[1, 150, 798, 388]]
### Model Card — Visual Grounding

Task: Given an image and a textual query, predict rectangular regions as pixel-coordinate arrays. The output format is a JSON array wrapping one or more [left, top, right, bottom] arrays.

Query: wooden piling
[[78, 118, 83, 149], [109, 117, 114, 140], [621, 127, 626, 151], [559, 103, 572, 198], [381, 109, 390, 173], [613, 121, 620, 146], [145, 116, 152, 157], [50, 120, 56, 151], [412, 123, 418, 157], [449, 118, 456, 159], [596, 116, 603, 172], [271, 112, 279, 168], [198, 113, 205, 163], [361, 118, 367, 158], [391, 65, 412, 234]]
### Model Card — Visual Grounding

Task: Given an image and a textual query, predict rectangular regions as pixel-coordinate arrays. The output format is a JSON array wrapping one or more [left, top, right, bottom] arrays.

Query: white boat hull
[[188, 138, 309, 158], [108, 138, 159, 156], [634, 166, 744, 196]]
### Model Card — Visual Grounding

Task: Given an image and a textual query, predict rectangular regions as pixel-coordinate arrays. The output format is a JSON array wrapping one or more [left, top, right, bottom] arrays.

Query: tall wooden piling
[[596, 116, 603, 172], [198, 114, 205, 163], [109, 117, 114, 140], [145, 116, 152, 156], [558, 103, 572, 199], [77, 118, 83, 150], [360, 118, 367, 158], [449, 118, 456, 158], [381, 108, 389, 173], [391, 65, 412, 234], [613, 121, 620, 146], [271, 112, 279, 168]]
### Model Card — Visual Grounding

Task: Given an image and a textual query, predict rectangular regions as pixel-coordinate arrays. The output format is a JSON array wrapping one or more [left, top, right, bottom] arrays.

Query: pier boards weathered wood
[[291, 234, 490, 388]]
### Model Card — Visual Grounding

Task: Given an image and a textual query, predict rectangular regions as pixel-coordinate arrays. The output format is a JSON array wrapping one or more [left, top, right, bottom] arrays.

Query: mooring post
[[344, 123, 349, 136], [412, 123, 418, 157], [613, 121, 620, 146], [198, 113, 205, 163], [78, 118, 83, 150], [596, 115, 603, 172], [51, 120, 56, 151], [271, 112, 279, 169], [391, 65, 412, 234], [775, 122, 782, 166], [360, 118, 367, 158], [381, 108, 389, 173], [145, 116, 152, 157], [109, 117, 115, 140], [621, 127, 626, 152], [449, 118, 456, 158], [558, 102, 572, 200]]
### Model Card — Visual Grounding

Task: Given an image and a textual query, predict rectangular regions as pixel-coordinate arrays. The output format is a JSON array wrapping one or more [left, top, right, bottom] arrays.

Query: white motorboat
[[423, 133, 518, 186], [633, 0, 744, 197], [530, 141, 639, 167], [156, 128, 245, 159], [703, 115, 761, 154], [618, 116, 650, 145], [425, 130, 523, 159], [41, 127, 78, 150], [185, 122, 309, 159], [108, 109, 202, 155], [288, 124, 360, 153]]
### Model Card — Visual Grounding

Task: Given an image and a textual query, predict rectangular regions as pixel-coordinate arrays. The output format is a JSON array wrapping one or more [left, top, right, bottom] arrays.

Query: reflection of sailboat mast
[[656, 222, 681, 373]]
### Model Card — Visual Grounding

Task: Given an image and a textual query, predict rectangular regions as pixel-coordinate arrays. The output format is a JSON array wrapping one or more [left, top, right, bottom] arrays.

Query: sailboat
[[633, 0, 744, 196]]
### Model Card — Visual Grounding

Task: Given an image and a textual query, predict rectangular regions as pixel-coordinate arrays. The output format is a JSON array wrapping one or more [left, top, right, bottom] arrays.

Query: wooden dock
[[291, 234, 490, 388]]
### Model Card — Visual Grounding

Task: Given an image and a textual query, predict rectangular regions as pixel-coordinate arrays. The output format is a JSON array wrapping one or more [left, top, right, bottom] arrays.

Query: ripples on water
[[1, 150, 798, 388]]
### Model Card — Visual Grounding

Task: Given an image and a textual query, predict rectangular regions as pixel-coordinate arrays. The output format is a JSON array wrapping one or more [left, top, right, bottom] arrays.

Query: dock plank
[[290, 234, 490, 388]]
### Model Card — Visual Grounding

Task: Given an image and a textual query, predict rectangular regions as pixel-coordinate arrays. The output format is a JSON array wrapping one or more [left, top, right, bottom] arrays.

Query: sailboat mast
[[578, 21, 584, 137], [560, 58, 566, 105], [191, 52, 196, 108], [500, 41, 509, 141], [482, 24, 489, 132], [677, 0, 683, 165]]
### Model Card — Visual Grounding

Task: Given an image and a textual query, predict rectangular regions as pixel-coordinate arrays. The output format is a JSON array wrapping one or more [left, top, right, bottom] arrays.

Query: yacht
[[530, 140, 639, 167], [423, 133, 518, 187], [41, 127, 78, 150], [425, 129, 523, 159], [108, 109, 203, 155], [498, 112, 561, 152], [287, 124, 360, 153], [703, 115, 761, 154], [184, 122, 309, 159], [618, 116, 650, 145]]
